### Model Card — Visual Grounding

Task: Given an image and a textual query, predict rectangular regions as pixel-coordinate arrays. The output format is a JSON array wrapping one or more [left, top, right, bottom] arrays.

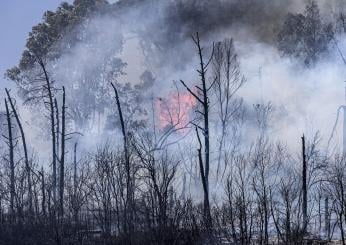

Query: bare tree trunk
[[325, 197, 330, 239], [72, 142, 79, 241], [5, 99, 15, 221], [196, 127, 211, 227], [270, 188, 283, 243], [5, 88, 33, 215], [38, 60, 57, 210], [226, 178, 237, 243], [73, 142, 78, 225], [55, 98, 60, 200], [39, 167, 46, 218], [286, 203, 291, 244], [59, 87, 66, 217], [340, 211, 346, 245], [180, 32, 213, 230], [302, 135, 308, 234], [263, 186, 269, 245], [111, 82, 133, 237], [73, 143, 77, 194], [55, 98, 60, 165], [213, 39, 244, 179]]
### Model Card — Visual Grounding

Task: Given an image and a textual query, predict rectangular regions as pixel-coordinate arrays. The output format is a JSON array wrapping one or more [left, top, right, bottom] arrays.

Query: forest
[[2, 0, 346, 244]]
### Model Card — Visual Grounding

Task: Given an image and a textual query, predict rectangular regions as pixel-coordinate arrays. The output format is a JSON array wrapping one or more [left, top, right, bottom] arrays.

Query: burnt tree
[[5, 88, 33, 215], [111, 82, 134, 237], [4, 99, 15, 220], [37, 59, 58, 209], [59, 86, 66, 217], [180, 32, 213, 230], [302, 134, 308, 233]]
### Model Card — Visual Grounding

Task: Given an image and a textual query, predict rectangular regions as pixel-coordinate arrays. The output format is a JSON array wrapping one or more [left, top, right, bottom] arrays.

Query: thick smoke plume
[[6, 0, 346, 165], [114, 0, 346, 150], [4, 1, 346, 243]]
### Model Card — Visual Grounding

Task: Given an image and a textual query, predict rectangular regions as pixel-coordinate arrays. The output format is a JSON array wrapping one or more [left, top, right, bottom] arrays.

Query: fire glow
[[156, 90, 197, 131]]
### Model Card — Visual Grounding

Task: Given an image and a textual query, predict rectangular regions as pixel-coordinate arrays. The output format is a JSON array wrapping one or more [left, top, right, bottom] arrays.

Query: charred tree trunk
[[263, 186, 269, 245], [5, 88, 33, 215], [340, 210, 346, 245], [180, 32, 213, 231], [38, 59, 57, 210], [73, 142, 78, 225], [5, 99, 15, 220], [59, 87, 66, 217], [55, 98, 60, 169], [302, 135, 308, 234], [196, 127, 212, 229], [41, 167, 46, 218], [55, 98, 60, 199], [111, 82, 133, 236]]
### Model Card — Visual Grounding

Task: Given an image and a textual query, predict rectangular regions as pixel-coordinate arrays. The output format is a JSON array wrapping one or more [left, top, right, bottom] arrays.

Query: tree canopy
[[277, 1, 333, 66]]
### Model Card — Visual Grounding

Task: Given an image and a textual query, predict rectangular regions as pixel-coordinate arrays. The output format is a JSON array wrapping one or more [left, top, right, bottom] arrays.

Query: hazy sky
[[0, 1, 73, 92]]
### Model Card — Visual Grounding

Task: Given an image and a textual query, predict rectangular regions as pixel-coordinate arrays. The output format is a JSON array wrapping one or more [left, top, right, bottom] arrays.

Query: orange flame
[[156, 91, 197, 131]]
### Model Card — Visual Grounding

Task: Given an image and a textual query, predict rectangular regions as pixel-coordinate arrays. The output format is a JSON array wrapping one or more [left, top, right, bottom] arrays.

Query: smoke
[[6, 0, 346, 174], [116, 0, 346, 150], [237, 38, 346, 150], [128, 0, 346, 150]]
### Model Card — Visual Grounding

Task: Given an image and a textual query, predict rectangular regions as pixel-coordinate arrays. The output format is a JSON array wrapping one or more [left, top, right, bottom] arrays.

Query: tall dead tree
[[4, 99, 15, 219], [302, 135, 308, 233], [55, 98, 60, 170], [37, 58, 57, 208], [73, 142, 77, 202], [73, 142, 78, 225], [180, 32, 213, 229], [111, 82, 133, 235], [5, 88, 33, 215], [212, 39, 245, 178], [59, 87, 66, 217]]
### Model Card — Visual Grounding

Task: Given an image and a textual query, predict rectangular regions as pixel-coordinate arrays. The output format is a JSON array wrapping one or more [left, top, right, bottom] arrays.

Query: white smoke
[[6, 0, 346, 173]]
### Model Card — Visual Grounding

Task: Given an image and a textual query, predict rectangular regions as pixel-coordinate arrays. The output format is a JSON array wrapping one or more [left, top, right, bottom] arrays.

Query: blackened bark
[[302, 135, 308, 233], [5, 99, 15, 219], [5, 88, 33, 215], [111, 82, 133, 236], [39, 167, 46, 217], [55, 99, 60, 163], [38, 60, 57, 208], [73, 142, 78, 225], [59, 87, 66, 217], [180, 32, 213, 230]]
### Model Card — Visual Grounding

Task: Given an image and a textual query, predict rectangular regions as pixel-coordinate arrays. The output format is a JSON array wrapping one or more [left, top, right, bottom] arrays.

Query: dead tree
[[37, 58, 57, 208], [90, 146, 116, 240], [252, 144, 271, 245], [72, 142, 79, 226], [133, 133, 179, 234], [252, 103, 273, 245], [5, 88, 33, 215], [56, 87, 66, 245], [59, 86, 66, 217], [223, 154, 254, 245], [73, 142, 77, 214], [180, 32, 213, 230], [38, 167, 46, 217], [55, 98, 60, 165], [4, 99, 15, 219], [327, 154, 346, 244], [302, 135, 308, 233], [111, 82, 133, 236], [212, 39, 245, 178]]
